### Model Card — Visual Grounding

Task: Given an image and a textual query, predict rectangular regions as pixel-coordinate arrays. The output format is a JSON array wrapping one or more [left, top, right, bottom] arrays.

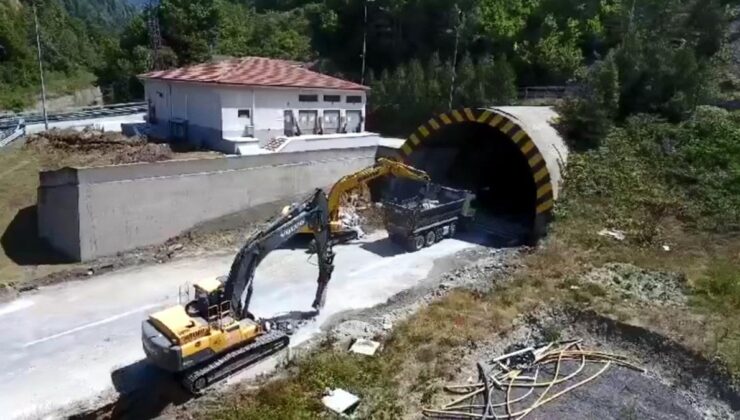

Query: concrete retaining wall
[[39, 147, 376, 261]]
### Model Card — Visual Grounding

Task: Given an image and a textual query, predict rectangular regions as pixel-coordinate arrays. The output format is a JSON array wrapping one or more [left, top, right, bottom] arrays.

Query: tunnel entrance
[[389, 108, 555, 243]]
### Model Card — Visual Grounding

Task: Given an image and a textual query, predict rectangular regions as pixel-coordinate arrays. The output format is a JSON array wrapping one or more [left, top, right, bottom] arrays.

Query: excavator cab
[[187, 278, 231, 323]]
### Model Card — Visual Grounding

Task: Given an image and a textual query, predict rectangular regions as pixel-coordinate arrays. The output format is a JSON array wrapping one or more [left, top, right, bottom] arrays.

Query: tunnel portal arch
[[396, 108, 558, 239]]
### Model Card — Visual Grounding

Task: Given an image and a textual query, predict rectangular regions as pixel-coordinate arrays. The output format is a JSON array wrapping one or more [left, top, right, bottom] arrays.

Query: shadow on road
[[1, 205, 73, 266], [70, 360, 192, 420], [359, 236, 406, 257]]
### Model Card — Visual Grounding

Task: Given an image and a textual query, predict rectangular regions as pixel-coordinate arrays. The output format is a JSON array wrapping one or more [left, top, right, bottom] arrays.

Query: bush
[[559, 108, 740, 242], [557, 53, 619, 150], [693, 258, 740, 312]]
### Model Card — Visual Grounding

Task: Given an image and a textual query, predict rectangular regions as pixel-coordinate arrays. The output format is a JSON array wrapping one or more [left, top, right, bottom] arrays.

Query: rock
[[382, 317, 393, 330], [330, 320, 381, 342], [168, 243, 184, 253]]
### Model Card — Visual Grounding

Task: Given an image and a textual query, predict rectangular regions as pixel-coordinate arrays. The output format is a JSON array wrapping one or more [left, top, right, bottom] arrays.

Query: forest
[[0, 0, 737, 136]]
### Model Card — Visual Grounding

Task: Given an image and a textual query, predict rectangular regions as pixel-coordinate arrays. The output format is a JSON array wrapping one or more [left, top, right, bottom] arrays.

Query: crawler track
[[182, 330, 289, 394]]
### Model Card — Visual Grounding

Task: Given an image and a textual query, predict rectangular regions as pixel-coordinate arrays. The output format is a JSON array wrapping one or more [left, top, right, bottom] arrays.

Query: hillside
[[61, 0, 136, 29], [0, 0, 112, 110]]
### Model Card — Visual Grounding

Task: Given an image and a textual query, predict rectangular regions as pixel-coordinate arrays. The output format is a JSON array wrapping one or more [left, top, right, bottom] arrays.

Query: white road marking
[[22, 303, 162, 348], [0, 299, 35, 317]]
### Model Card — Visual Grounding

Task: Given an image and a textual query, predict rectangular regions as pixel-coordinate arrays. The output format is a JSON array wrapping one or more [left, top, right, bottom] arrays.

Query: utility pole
[[360, 0, 374, 85], [147, 0, 162, 70], [448, 4, 463, 110], [32, 0, 48, 130]]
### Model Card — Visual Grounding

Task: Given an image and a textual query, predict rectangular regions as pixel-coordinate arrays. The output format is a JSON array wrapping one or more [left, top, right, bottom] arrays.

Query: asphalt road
[[0, 231, 476, 419]]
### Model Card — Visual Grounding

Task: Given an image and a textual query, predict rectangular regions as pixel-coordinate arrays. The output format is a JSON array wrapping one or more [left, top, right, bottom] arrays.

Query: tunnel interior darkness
[[390, 122, 538, 235]]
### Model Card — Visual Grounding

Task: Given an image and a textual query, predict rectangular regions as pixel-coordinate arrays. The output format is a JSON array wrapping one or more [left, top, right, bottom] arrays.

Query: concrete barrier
[[39, 147, 376, 261]]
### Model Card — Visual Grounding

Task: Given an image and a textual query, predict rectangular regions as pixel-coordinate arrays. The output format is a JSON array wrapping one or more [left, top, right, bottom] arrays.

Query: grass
[[0, 146, 65, 286], [194, 343, 404, 420]]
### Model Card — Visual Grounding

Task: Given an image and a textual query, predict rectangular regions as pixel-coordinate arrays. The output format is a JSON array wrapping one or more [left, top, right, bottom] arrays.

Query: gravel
[[583, 263, 689, 305], [325, 245, 521, 348]]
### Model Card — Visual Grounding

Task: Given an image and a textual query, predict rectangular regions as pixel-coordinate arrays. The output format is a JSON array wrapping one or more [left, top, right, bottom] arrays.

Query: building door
[[238, 109, 253, 137], [323, 110, 340, 134], [284, 110, 295, 136], [346, 110, 363, 133], [298, 110, 318, 134]]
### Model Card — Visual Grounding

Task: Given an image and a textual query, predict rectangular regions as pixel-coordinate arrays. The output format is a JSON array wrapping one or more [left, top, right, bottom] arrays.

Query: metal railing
[[0, 101, 147, 130], [0, 119, 26, 148], [517, 85, 584, 101]]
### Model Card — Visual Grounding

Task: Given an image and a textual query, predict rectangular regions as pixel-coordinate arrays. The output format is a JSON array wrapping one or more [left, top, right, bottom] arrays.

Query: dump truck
[[383, 185, 475, 251]]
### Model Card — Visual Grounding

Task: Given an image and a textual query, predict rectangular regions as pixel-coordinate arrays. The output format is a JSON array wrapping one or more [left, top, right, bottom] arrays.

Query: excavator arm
[[326, 157, 431, 224], [223, 189, 335, 319]]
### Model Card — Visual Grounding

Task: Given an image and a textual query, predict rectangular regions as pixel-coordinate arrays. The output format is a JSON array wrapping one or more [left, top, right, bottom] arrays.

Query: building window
[[324, 95, 341, 103], [299, 94, 319, 102], [347, 95, 363, 104], [238, 109, 251, 119]]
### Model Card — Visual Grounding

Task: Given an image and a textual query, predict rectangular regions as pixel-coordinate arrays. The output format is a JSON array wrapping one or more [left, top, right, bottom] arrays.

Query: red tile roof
[[140, 57, 369, 91]]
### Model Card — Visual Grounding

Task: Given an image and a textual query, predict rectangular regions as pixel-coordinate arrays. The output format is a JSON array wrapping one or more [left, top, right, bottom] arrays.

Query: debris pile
[[24, 128, 217, 170], [26, 128, 174, 168], [422, 339, 645, 419], [337, 185, 387, 234]]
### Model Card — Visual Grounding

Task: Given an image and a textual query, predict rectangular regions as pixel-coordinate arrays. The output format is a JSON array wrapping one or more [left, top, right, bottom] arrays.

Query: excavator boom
[[326, 157, 430, 221], [225, 189, 334, 318]]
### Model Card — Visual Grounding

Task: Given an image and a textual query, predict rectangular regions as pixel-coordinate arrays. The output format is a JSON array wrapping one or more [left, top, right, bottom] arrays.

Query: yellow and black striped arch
[[399, 108, 554, 216]]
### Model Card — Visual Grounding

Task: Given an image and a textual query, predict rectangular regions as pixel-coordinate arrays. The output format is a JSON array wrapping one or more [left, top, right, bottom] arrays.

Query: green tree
[[159, 0, 219, 64], [479, 0, 541, 39], [483, 54, 517, 105], [558, 52, 620, 149], [454, 53, 477, 107]]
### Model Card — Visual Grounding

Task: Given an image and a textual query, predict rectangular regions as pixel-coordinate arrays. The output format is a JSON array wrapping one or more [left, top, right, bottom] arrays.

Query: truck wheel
[[408, 235, 425, 252], [425, 230, 436, 247], [435, 228, 445, 242]]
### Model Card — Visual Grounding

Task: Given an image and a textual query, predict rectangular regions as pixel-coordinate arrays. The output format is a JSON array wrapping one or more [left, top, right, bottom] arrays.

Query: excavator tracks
[[181, 330, 289, 394]]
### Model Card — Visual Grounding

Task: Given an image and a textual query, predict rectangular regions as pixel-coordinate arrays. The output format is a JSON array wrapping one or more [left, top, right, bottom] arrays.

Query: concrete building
[[140, 57, 370, 154]]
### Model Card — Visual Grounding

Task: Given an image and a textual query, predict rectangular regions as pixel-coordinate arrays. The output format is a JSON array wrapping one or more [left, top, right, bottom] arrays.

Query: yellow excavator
[[302, 157, 431, 244], [142, 189, 335, 393]]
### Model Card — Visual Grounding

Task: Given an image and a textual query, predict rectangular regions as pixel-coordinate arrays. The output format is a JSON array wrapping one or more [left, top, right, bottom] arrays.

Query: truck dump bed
[[383, 185, 474, 251]]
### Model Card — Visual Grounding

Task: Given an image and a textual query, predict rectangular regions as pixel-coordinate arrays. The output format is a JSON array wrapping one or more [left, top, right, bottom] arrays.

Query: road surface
[[0, 231, 476, 419]]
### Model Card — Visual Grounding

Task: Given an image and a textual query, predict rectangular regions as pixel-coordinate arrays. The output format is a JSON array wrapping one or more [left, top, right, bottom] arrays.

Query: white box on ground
[[349, 339, 381, 356], [322, 388, 360, 414]]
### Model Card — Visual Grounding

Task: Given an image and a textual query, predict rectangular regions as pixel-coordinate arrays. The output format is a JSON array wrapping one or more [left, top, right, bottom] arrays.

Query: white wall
[[229, 86, 367, 141], [144, 80, 367, 146], [220, 87, 255, 138], [144, 80, 222, 146]]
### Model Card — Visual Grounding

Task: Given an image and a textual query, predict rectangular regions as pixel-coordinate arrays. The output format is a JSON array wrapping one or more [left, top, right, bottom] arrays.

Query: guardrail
[[518, 86, 578, 100], [0, 119, 26, 148], [0, 101, 147, 130]]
